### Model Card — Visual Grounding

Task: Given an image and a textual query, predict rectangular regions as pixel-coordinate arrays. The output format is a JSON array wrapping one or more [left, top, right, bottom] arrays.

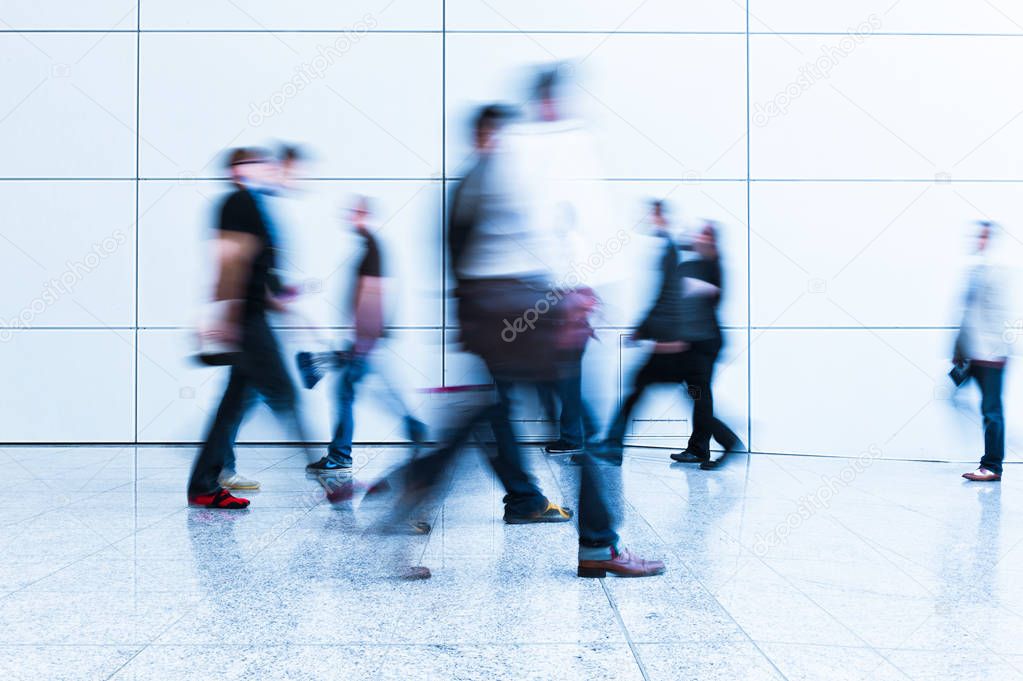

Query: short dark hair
[[225, 146, 269, 170], [280, 144, 305, 163], [532, 64, 567, 101], [474, 104, 515, 137]]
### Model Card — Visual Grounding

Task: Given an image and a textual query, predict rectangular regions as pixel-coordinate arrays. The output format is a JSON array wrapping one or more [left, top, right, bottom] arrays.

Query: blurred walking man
[[302, 197, 427, 474], [188, 147, 311, 509], [959, 221, 1011, 482], [381, 104, 664, 579]]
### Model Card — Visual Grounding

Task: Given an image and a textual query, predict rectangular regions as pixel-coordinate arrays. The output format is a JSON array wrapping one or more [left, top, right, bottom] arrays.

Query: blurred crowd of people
[[188, 62, 1012, 579]]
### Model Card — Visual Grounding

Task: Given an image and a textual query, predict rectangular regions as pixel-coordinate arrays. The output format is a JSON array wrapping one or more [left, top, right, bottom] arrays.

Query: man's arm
[[212, 230, 260, 330], [353, 275, 384, 354]]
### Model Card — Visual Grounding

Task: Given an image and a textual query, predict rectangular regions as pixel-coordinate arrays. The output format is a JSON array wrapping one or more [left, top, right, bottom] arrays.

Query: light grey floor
[[0, 444, 1020, 681]]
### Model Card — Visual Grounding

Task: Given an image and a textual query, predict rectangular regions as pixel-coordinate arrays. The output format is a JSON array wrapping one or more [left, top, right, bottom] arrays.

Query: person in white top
[[958, 221, 1012, 482]]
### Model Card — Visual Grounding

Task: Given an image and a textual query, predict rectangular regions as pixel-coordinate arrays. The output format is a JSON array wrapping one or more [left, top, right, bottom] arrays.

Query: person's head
[[692, 221, 719, 259], [347, 195, 373, 231], [532, 64, 568, 121], [649, 200, 668, 231], [277, 144, 305, 188], [225, 147, 272, 187], [975, 220, 996, 253], [473, 104, 514, 153]]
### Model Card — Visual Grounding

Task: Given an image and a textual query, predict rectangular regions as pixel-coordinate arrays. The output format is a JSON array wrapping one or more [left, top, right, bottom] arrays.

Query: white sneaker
[[218, 473, 261, 490]]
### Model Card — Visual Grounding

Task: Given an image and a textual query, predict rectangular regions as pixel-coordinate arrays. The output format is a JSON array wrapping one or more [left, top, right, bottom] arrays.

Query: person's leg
[[576, 449, 619, 549], [219, 390, 257, 478], [324, 356, 368, 466], [556, 355, 587, 450], [605, 352, 665, 452], [188, 367, 252, 504], [681, 346, 717, 458], [486, 379, 550, 517], [243, 319, 315, 464], [576, 447, 665, 578], [364, 351, 427, 446], [976, 365, 1006, 475]]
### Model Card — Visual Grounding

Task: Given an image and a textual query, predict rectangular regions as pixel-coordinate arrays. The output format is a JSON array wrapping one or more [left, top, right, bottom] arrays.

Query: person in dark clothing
[[188, 147, 311, 509], [303, 197, 427, 474], [599, 204, 742, 469]]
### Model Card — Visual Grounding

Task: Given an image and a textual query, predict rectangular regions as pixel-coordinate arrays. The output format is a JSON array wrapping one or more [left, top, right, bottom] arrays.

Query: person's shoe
[[670, 449, 709, 464], [398, 566, 432, 580], [217, 473, 261, 490], [544, 439, 583, 455], [188, 488, 250, 509], [504, 501, 574, 524], [306, 456, 353, 475], [962, 467, 1001, 482], [578, 546, 666, 578], [296, 351, 327, 389]]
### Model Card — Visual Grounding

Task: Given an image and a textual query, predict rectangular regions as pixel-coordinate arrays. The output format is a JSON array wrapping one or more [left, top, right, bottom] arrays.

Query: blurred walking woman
[[959, 221, 1011, 482]]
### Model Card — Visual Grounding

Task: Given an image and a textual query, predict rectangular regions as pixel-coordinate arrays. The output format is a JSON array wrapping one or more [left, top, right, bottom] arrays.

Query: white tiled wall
[[2, 2, 1019, 461]]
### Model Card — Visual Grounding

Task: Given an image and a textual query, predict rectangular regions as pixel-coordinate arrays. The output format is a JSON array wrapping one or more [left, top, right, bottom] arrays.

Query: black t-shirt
[[217, 187, 274, 316], [356, 228, 382, 278], [351, 228, 383, 316]]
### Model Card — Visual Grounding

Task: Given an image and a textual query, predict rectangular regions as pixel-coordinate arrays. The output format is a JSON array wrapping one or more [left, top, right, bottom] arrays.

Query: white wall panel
[[0, 1, 136, 29], [141, 1, 440, 31], [750, 329, 1021, 458], [0, 181, 135, 328], [138, 33, 441, 178], [0, 34, 136, 177], [137, 328, 441, 443], [750, 182, 1023, 328], [0, 331, 134, 442], [447, 1, 745, 32], [445, 34, 746, 179], [750, 35, 1023, 179], [752, 2, 1023, 35]]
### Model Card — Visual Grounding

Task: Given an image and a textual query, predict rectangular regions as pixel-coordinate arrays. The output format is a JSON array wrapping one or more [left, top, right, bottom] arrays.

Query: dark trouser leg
[[190, 368, 251, 496], [577, 449, 620, 549], [327, 356, 368, 464], [974, 364, 1006, 474], [681, 343, 719, 457], [536, 382, 559, 422], [243, 317, 311, 458], [557, 353, 587, 448], [606, 352, 667, 449], [487, 379, 547, 516]]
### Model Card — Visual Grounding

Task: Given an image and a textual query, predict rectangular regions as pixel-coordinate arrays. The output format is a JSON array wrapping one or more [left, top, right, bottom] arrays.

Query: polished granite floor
[[0, 444, 1020, 681]]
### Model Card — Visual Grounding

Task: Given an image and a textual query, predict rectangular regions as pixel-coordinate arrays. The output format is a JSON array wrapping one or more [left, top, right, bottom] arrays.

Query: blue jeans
[[974, 363, 1006, 474], [327, 355, 369, 464], [553, 353, 598, 448]]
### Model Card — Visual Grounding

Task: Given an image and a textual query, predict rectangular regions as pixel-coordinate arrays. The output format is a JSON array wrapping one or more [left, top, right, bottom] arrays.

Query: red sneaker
[[188, 488, 250, 509]]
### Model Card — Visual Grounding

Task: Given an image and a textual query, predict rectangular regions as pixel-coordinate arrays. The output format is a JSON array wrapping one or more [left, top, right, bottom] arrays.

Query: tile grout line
[[599, 580, 652, 681], [745, 0, 753, 452]]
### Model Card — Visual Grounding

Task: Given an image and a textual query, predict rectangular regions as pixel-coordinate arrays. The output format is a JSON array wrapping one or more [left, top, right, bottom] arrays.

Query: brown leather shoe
[[578, 547, 666, 578], [962, 468, 1001, 482]]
